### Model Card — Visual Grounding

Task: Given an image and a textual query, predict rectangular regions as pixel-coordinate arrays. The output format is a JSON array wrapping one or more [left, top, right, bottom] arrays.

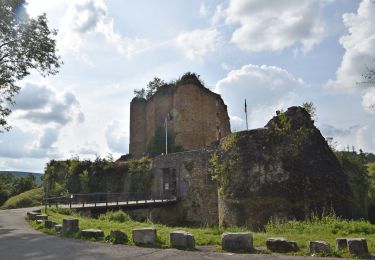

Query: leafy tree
[[0, 0, 61, 132], [12, 173, 36, 194], [146, 77, 166, 99], [302, 102, 317, 121]]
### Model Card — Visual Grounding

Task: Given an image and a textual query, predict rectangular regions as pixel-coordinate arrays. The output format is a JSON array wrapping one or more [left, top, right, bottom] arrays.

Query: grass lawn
[[29, 209, 375, 258]]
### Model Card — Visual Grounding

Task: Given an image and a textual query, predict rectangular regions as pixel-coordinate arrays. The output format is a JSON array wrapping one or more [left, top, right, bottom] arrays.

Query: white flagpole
[[165, 117, 168, 155]]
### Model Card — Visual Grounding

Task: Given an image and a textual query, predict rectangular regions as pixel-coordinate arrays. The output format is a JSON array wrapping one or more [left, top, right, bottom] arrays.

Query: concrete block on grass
[[266, 237, 299, 253], [309, 241, 330, 254], [221, 232, 253, 252], [81, 229, 104, 239], [35, 214, 48, 221], [132, 228, 157, 246], [55, 224, 62, 233], [62, 218, 79, 233], [170, 231, 195, 249], [347, 238, 368, 256], [44, 220, 57, 229]]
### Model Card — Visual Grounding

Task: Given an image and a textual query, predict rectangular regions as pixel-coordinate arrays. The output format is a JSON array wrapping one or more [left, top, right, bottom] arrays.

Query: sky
[[1, 0, 375, 173]]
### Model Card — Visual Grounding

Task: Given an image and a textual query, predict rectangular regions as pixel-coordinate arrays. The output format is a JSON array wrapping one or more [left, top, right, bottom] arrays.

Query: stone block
[[221, 232, 253, 252], [170, 231, 195, 249], [62, 218, 79, 233], [55, 224, 62, 232], [309, 241, 330, 254], [347, 238, 368, 256], [109, 230, 128, 244], [336, 238, 347, 251], [132, 228, 157, 246], [33, 209, 42, 214], [266, 237, 299, 253], [81, 229, 104, 239], [28, 212, 39, 220], [44, 220, 57, 229], [35, 214, 48, 221], [36, 220, 44, 225]]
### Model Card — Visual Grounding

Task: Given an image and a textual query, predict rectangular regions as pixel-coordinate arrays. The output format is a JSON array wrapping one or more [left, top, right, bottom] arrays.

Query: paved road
[[0, 207, 344, 260]]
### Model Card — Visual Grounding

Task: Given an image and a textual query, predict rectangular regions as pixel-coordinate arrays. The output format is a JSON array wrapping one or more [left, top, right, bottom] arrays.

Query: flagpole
[[165, 117, 168, 155], [245, 99, 248, 130]]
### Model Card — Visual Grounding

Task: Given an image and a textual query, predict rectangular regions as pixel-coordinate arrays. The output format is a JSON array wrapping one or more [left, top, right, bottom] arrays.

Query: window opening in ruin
[[162, 168, 177, 195]]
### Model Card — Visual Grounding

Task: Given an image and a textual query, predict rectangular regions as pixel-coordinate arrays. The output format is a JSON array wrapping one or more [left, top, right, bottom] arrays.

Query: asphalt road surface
[[0, 207, 345, 260]]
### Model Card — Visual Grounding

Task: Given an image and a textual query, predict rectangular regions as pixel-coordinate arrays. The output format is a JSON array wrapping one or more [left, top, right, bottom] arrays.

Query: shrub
[[99, 210, 132, 223]]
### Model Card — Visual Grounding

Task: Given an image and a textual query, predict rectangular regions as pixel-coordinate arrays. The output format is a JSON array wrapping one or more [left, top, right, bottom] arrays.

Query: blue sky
[[1, 0, 375, 173]]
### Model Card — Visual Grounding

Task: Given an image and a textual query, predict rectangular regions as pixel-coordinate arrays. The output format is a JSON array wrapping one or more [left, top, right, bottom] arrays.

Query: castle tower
[[129, 81, 231, 158]]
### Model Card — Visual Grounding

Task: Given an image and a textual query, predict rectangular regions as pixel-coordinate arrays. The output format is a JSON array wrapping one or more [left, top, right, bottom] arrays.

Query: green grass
[[29, 209, 375, 258], [2, 187, 43, 209]]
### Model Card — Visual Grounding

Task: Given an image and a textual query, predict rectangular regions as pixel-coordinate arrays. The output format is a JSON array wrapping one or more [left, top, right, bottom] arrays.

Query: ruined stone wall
[[129, 98, 147, 158], [214, 107, 355, 230], [152, 150, 218, 226], [129, 84, 230, 158]]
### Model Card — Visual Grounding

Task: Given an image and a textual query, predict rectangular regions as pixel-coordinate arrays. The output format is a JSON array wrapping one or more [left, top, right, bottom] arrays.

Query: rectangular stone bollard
[[347, 238, 368, 256], [62, 218, 79, 233], [336, 238, 347, 251], [132, 228, 157, 246], [28, 212, 40, 220], [309, 241, 330, 254], [170, 231, 195, 250], [221, 232, 253, 252], [266, 237, 299, 253], [81, 229, 104, 239], [55, 224, 62, 233], [36, 220, 44, 225], [35, 214, 48, 221], [44, 220, 57, 229]]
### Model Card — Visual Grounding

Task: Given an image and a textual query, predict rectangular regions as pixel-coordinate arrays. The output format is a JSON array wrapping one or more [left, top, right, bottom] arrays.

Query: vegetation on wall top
[[133, 72, 205, 100]]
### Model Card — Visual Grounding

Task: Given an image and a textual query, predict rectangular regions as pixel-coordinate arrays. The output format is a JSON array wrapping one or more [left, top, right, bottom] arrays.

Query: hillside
[[0, 171, 43, 186]]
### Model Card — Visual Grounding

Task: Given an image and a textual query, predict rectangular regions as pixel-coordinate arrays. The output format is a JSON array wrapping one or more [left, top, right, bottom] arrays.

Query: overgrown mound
[[1, 187, 43, 209], [211, 106, 358, 229]]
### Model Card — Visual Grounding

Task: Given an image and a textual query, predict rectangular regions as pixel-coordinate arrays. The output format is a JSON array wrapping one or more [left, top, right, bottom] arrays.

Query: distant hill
[[0, 171, 43, 186]]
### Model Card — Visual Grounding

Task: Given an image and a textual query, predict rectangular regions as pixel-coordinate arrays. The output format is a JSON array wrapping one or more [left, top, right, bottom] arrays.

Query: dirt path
[[0, 207, 344, 260]]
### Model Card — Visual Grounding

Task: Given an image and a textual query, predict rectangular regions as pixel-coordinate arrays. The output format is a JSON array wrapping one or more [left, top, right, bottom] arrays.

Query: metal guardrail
[[44, 191, 175, 209]]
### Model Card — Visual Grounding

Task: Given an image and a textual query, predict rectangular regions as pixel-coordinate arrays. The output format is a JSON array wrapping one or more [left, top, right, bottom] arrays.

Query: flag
[[245, 99, 247, 113]]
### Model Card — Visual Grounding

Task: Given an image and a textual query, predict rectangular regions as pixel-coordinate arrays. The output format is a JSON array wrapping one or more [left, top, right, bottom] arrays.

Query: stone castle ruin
[[126, 73, 364, 229], [130, 79, 230, 158]]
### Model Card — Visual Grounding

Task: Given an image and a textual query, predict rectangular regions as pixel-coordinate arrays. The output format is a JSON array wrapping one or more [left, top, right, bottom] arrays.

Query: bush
[[99, 210, 132, 223], [1, 187, 43, 209]]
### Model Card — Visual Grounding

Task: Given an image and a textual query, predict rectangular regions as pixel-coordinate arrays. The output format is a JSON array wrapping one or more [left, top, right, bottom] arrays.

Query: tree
[[0, 0, 61, 132], [302, 101, 317, 121]]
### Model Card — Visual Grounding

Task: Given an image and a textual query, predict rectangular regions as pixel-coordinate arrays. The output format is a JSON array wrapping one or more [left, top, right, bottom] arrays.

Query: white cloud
[[199, 3, 208, 17], [362, 88, 375, 114], [13, 82, 84, 126], [70, 141, 101, 156], [327, 0, 375, 115], [215, 64, 304, 130], [176, 28, 222, 61], [0, 127, 60, 159], [328, 0, 375, 90], [105, 120, 128, 154], [224, 0, 328, 53], [58, 0, 149, 58]]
